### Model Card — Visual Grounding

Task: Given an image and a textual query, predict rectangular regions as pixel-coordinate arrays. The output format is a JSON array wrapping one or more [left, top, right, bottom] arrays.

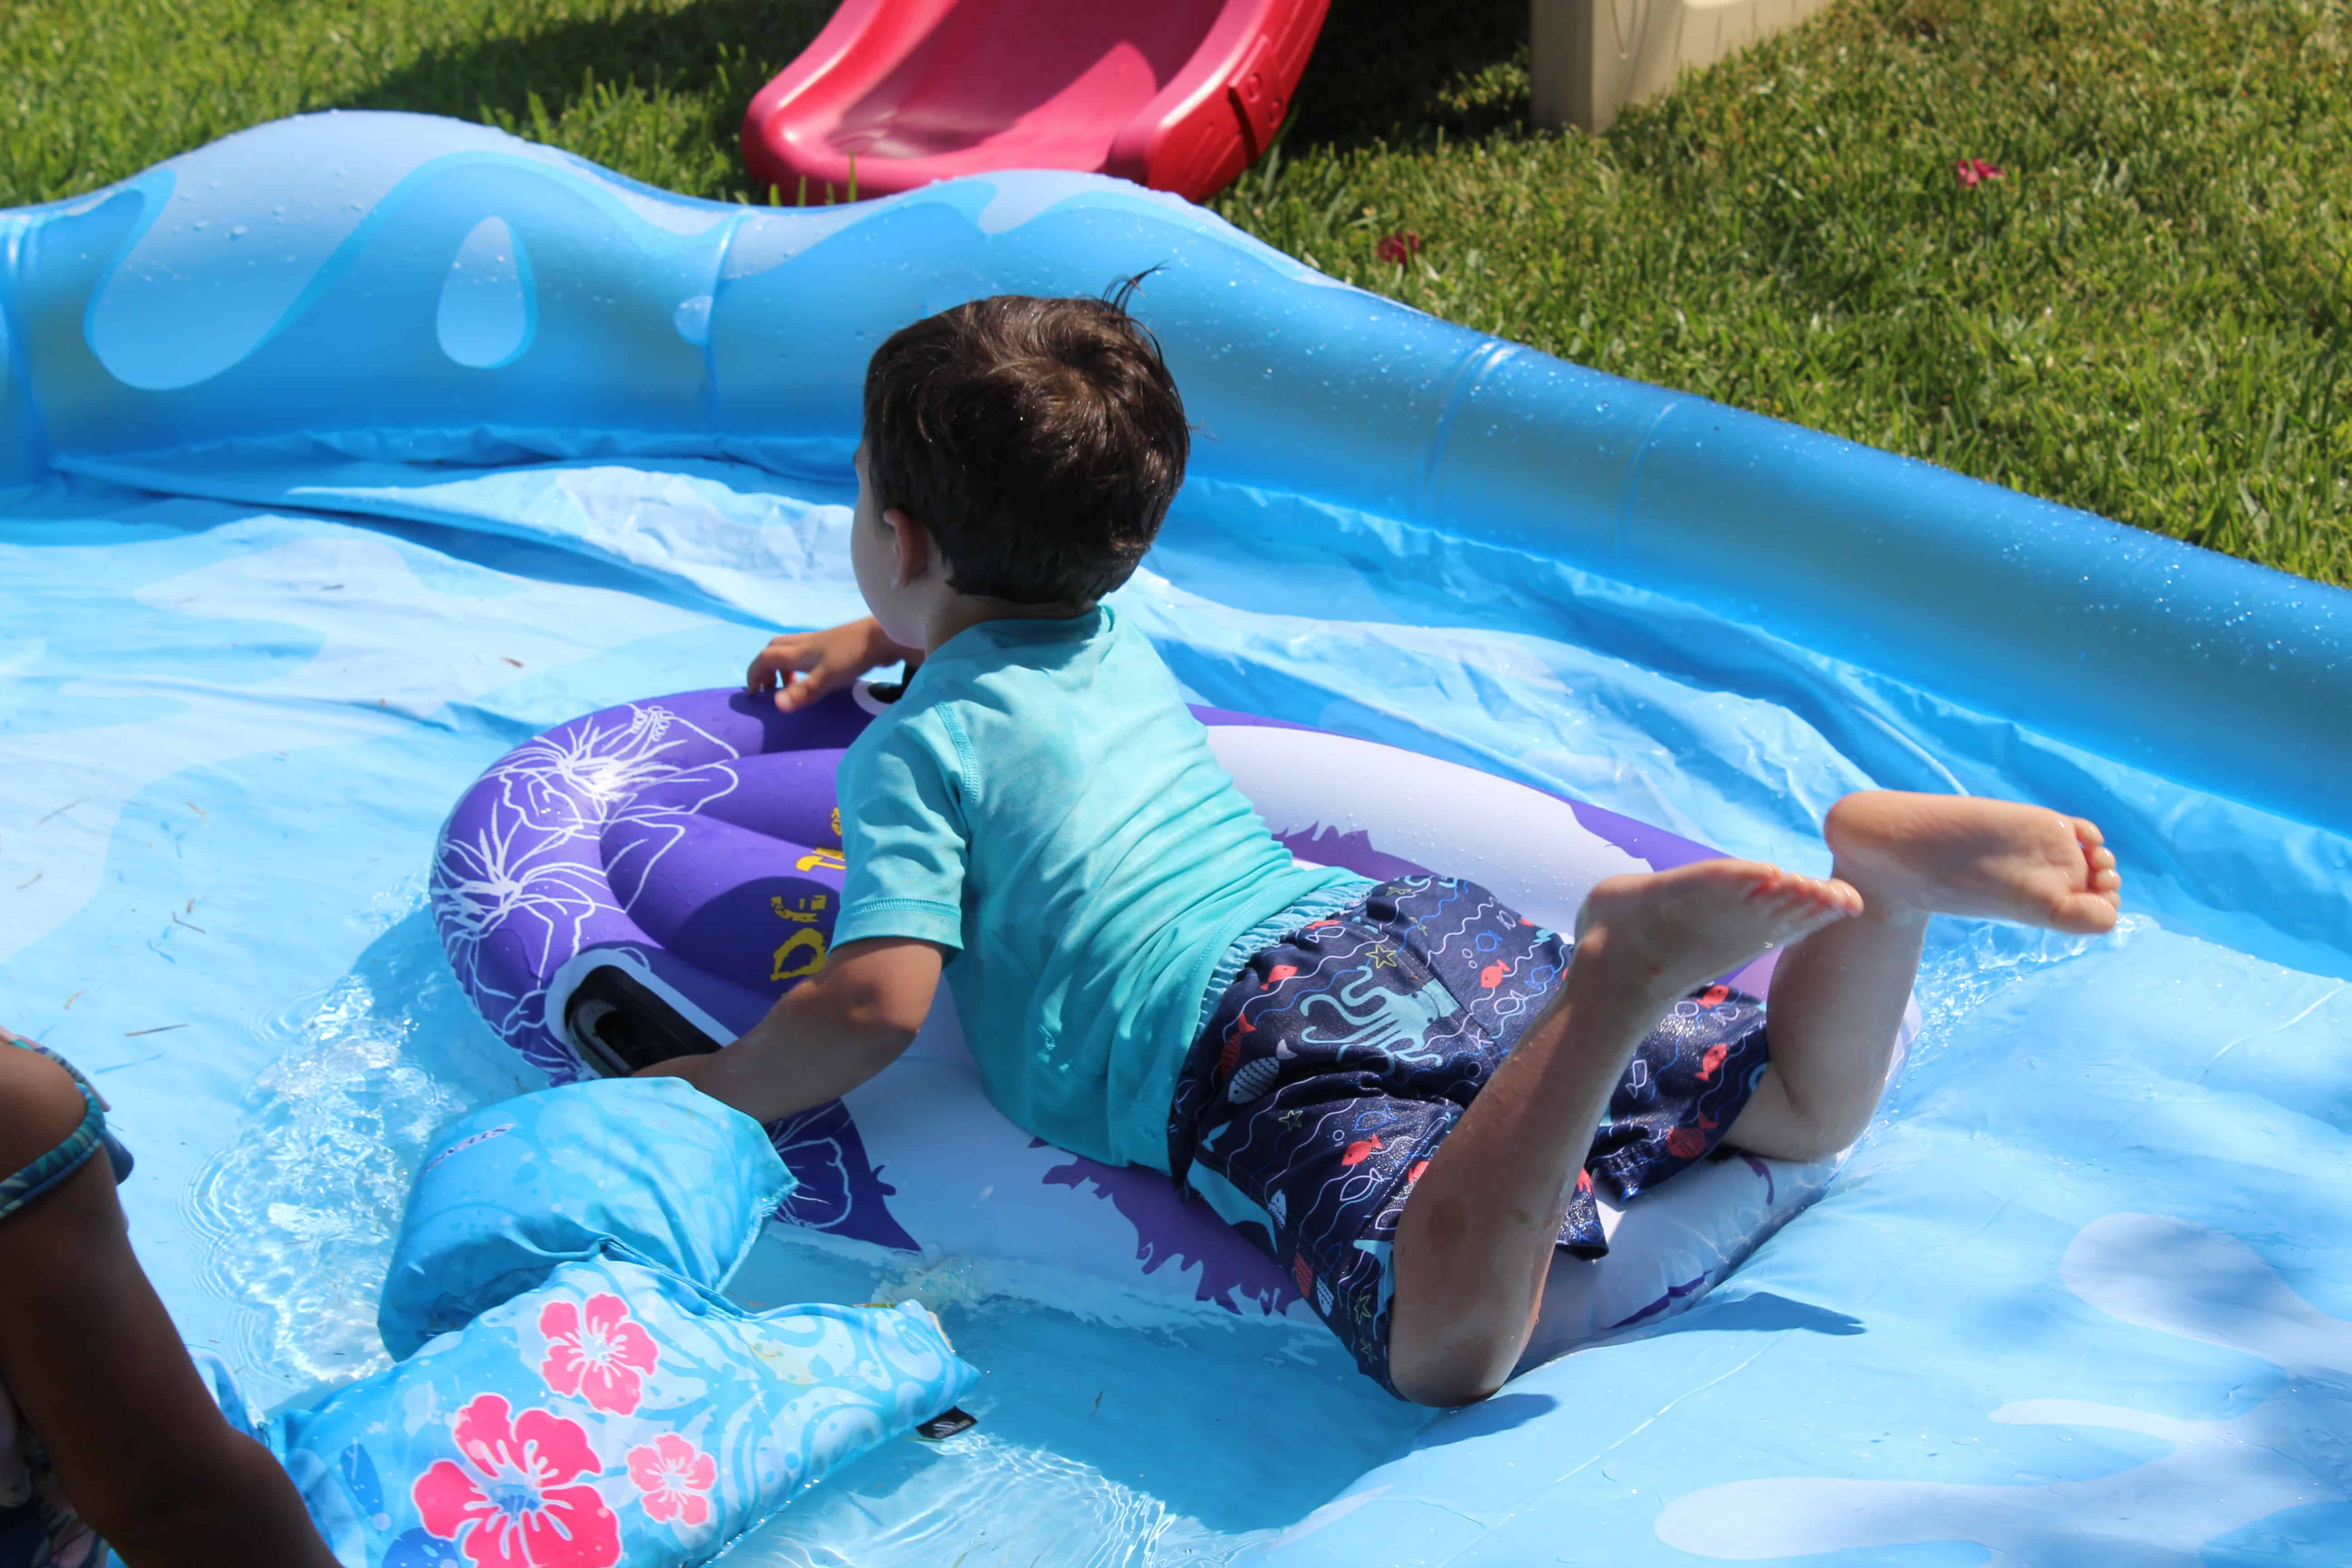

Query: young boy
[[647, 292, 2123, 1407]]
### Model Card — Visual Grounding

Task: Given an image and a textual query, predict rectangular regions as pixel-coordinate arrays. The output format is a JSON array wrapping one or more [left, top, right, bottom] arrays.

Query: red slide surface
[[742, 0, 1331, 204]]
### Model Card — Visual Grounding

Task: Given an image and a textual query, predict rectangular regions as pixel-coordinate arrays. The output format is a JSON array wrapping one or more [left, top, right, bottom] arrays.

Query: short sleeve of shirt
[[833, 707, 970, 953]]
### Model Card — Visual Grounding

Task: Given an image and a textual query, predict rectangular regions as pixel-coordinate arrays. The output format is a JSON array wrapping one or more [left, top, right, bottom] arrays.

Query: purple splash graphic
[[770, 1099, 921, 1251], [1191, 706, 1318, 734], [1275, 823, 1431, 885], [1606, 1271, 1712, 1332], [1565, 797, 1719, 872], [1034, 1142, 1299, 1315]]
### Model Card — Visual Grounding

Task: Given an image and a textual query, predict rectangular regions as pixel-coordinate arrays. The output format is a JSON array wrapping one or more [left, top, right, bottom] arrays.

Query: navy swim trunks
[[1166, 875, 1771, 1396]]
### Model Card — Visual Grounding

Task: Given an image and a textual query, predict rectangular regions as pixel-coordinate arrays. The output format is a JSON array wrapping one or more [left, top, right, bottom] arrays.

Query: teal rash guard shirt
[[831, 607, 1357, 1172]]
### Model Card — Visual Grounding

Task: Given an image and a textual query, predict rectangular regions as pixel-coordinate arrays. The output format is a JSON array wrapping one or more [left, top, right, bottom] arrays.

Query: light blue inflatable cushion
[[378, 1078, 792, 1358], [286, 1256, 977, 1568]]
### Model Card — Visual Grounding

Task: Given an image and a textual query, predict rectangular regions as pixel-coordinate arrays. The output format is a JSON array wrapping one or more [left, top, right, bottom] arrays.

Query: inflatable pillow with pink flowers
[[269, 1079, 977, 1568]]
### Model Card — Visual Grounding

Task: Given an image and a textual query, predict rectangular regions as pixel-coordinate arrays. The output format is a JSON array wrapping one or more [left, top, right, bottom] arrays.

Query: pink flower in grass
[[412, 1395, 621, 1568], [1376, 230, 1422, 265], [627, 1433, 718, 1529], [539, 1294, 658, 1415], [1955, 157, 2004, 189]]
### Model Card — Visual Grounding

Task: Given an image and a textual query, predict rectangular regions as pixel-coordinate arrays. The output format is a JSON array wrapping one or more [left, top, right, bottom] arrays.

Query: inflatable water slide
[[4, 112, 2350, 1565]]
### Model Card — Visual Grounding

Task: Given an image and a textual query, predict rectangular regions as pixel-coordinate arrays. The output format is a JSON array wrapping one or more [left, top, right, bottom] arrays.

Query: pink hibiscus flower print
[[539, 1294, 659, 1415], [626, 1433, 718, 1530], [412, 1394, 621, 1568]]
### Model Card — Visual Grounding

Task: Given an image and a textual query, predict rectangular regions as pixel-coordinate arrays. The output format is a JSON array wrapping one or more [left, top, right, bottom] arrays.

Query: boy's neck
[[922, 593, 1098, 652]]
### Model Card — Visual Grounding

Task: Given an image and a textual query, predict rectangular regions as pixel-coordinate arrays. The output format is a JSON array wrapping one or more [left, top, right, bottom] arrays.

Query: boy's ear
[[882, 506, 934, 589]]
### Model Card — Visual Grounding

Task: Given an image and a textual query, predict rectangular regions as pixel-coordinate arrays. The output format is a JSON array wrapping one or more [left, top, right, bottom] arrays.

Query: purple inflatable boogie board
[[430, 684, 1914, 1343]]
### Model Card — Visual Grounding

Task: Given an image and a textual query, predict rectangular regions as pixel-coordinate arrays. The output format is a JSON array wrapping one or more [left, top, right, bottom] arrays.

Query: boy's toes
[[2054, 890, 2122, 935], [2066, 819, 2121, 907], [1761, 873, 1865, 940], [1804, 875, 1866, 918], [1750, 872, 1862, 921]]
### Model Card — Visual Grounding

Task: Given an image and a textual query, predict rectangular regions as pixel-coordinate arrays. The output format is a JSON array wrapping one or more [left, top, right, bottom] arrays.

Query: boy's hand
[[748, 617, 920, 712]]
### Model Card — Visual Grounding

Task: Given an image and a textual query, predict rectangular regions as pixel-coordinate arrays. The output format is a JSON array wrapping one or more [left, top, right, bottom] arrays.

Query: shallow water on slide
[[170, 887, 2348, 1565], [5, 459, 2347, 1563], [176, 891, 2241, 1566]]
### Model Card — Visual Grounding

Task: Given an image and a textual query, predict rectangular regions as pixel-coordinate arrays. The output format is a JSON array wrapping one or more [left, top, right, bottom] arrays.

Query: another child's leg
[[1387, 860, 1860, 1407], [0, 1040, 338, 1565], [1724, 792, 2122, 1161]]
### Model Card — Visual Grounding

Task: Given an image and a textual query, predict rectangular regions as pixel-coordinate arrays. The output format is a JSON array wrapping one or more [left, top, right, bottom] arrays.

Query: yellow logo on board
[[770, 892, 828, 925], [770, 926, 828, 982]]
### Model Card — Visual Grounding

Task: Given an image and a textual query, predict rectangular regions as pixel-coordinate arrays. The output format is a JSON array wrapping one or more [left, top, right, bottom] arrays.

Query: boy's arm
[[640, 937, 945, 1123], [749, 617, 924, 713]]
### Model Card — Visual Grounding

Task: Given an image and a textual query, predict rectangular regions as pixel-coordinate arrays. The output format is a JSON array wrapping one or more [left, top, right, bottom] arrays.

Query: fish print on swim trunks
[[1166, 876, 1772, 1395]]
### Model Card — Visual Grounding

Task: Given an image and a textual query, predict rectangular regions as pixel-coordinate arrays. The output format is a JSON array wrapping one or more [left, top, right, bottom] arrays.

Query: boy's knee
[[1725, 1068, 1874, 1163], [1392, 1364, 1508, 1409], [1386, 1328, 1517, 1409]]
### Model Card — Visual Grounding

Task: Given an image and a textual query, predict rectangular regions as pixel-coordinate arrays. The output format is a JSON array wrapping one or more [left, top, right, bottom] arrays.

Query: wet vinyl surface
[[6, 460, 2350, 1564]]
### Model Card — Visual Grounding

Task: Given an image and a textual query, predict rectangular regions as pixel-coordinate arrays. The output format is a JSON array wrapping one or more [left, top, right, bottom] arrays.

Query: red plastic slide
[[741, 0, 1331, 204]]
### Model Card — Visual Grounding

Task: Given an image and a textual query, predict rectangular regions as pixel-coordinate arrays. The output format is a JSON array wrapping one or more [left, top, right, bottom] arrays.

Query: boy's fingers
[[755, 622, 891, 708], [747, 636, 812, 693], [775, 655, 853, 711]]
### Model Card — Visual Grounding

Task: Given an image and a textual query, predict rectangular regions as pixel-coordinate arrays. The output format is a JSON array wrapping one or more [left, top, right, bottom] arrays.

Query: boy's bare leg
[[1387, 860, 1862, 1407], [1389, 794, 2122, 1406], [1724, 793, 2122, 1160]]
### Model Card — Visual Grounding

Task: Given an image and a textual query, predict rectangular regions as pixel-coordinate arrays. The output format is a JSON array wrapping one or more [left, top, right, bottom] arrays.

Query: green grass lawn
[[5, 0, 2347, 585]]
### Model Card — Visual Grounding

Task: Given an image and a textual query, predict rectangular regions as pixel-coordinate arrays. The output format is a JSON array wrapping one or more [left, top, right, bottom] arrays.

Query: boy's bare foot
[[1823, 791, 2122, 935], [1573, 859, 1862, 1003]]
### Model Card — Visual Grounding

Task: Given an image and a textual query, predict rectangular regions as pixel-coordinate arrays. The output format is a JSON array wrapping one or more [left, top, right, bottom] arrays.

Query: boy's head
[[858, 287, 1189, 612]]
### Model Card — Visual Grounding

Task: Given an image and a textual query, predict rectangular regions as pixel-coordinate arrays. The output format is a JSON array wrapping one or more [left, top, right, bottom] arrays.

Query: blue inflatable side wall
[[2, 112, 2345, 855]]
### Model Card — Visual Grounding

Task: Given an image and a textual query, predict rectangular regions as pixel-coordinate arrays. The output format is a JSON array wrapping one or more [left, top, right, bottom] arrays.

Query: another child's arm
[[748, 617, 922, 713], [640, 936, 945, 1123], [0, 1039, 338, 1567]]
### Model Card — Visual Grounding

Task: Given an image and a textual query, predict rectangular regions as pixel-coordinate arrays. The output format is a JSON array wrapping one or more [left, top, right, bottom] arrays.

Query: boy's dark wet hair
[[862, 282, 1189, 606]]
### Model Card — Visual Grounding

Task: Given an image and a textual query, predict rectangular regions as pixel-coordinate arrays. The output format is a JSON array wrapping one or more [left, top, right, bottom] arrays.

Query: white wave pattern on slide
[[426, 700, 736, 1075], [1654, 1212, 2352, 1566], [0, 529, 705, 968]]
